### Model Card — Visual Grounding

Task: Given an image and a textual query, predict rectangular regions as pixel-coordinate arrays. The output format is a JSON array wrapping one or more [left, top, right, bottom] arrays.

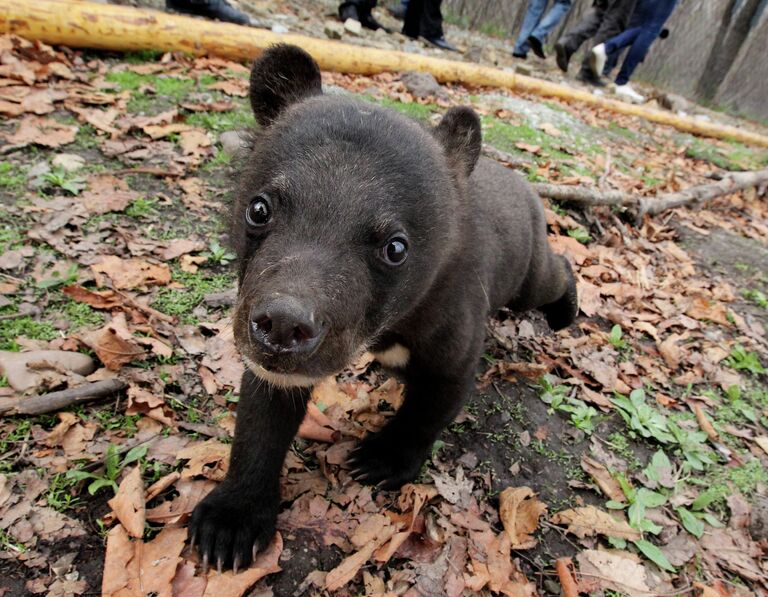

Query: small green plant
[[125, 197, 158, 218], [207, 239, 236, 266], [567, 227, 591, 244], [45, 472, 81, 512], [608, 324, 628, 349], [0, 528, 25, 554], [742, 289, 768, 309], [668, 419, 717, 471], [37, 263, 79, 290], [725, 344, 765, 375], [66, 444, 147, 495], [538, 376, 600, 434], [611, 389, 674, 444], [42, 168, 87, 196]]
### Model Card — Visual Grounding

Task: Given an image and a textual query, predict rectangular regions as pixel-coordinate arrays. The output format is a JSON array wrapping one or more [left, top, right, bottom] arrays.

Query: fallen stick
[[481, 144, 531, 170], [531, 166, 768, 222], [2, 0, 768, 148], [555, 557, 580, 597], [0, 378, 127, 416]]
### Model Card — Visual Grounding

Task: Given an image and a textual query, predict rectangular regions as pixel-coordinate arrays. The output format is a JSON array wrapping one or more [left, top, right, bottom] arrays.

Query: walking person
[[402, 0, 456, 50], [339, 0, 388, 30], [589, 0, 678, 102], [512, 0, 573, 60], [553, 0, 637, 85]]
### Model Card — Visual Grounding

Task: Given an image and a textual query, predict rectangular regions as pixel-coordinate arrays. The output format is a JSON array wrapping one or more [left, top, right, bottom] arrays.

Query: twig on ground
[[0, 379, 127, 416], [481, 144, 531, 169], [555, 558, 579, 597], [113, 167, 183, 177], [528, 167, 768, 224]]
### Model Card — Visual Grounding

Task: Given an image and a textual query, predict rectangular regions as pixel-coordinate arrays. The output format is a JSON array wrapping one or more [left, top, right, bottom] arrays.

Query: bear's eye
[[246, 195, 271, 227], [380, 236, 408, 266]]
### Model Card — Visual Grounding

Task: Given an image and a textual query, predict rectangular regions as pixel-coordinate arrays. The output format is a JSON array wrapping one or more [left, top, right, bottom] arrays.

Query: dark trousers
[[403, 0, 443, 39], [558, 0, 637, 76], [339, 0, 376, 19], [604, 0, 678, 84]]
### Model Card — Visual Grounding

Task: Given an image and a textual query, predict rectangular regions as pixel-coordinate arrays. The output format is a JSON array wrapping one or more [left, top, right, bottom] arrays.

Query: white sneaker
[[589, 43, 607, 78], [614, 83, 646, 104]]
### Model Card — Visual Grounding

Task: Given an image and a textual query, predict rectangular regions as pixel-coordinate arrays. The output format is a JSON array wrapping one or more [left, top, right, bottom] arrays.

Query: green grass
[[0, 161, 26, 193], [685, 138, 768, 171], [481, 118, 573, 162], [0, 316, 59, 351], [186, 108, 255, 133], [372, 97, 438, 122], [151, 269, 234, 323]]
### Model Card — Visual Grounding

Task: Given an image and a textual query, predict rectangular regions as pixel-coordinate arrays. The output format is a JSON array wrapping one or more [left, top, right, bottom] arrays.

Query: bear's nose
[[249, 296, 325, 355]]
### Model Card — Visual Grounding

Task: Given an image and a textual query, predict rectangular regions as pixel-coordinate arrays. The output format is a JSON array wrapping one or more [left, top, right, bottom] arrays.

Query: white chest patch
[[372, 343, 411, 368]]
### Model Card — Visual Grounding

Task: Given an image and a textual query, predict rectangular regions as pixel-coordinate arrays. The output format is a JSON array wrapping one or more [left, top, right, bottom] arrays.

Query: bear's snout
[[249, 295, 327, 356]]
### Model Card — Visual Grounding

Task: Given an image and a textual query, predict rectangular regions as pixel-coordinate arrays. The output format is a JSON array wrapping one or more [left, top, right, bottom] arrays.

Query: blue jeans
[[604, 0, 678, 85], [514, 0, 573, 54]]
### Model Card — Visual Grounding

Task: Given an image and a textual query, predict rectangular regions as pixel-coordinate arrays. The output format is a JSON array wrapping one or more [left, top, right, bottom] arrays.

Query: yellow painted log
[[2, 0, 767, 148]]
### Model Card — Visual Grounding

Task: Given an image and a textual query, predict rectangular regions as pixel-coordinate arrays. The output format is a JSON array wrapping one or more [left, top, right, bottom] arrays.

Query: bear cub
[[189, 44, 578, 571]]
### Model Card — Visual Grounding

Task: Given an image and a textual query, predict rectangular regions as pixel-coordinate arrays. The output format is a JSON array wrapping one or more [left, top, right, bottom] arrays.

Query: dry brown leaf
[[82, 314, 145, 370], [102, 524, 186, 597], [202, 532, 282, 597], [575, 549, 653, 597], [465, 530, 536, 597], [326, 520, 397, 591], [145, 478, 215, 524], [550, 505, 640, 540], [658, 334, 683, 370], [178, 439, 230, 481], [4, 115, 77, 148], [126, 385, 175, 427], [63, 285, 123, 310], [91, 255, 171, 290], [754, 436, 768, 456], [107, 466, 145, 538], [78, 174, 139, 214], [498, 487, 546, 549], [580, 456, 626, 502]]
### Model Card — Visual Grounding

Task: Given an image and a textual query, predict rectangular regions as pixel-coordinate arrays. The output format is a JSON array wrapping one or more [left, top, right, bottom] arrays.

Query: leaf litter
[[0, 22, 767, 597]]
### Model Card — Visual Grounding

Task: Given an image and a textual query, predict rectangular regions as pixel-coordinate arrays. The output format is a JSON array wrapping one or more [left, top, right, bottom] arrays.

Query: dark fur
[[190, 45, 578, 571]]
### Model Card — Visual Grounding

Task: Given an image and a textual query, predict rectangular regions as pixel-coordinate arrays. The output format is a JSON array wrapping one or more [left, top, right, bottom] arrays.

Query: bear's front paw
[[189, 485, 277, 573], [347, 431, 429, 490]]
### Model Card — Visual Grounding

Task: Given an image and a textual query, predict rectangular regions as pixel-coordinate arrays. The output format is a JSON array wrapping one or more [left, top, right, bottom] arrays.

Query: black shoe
[[512, 50, 527, 59], [166, 0, 251, 25], [388, 3, 406, 20], [554, 42, 571, 72], [576, 70, 606, 87], [527, 35, 546, 59], [425, 36, 458, 51], [360, 13, 391, 32]]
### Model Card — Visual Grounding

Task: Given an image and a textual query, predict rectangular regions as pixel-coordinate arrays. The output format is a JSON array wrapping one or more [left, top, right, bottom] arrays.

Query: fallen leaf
[[581, 456, 625, 502], [91, 255, 171, 290], [575, 549, 653, 597], [4, 115, 77, 148], [202, 532, 282, 597], [550, 505, 640, 540], [178, 439, 230, 481], [81, 315, 145, 370], [498, 486, 546, 549], [107, 466, 145, 538]]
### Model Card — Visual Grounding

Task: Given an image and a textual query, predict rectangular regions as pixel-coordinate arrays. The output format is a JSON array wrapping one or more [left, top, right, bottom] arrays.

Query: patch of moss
[[373, 97, 438, 123], [186, 107, 255, 133], [151, 269, 234, 323], [685, 138, 768, 171], [482, 117, 573, 162], [0, 316, 59, 351], [0, 162, 26, 193]]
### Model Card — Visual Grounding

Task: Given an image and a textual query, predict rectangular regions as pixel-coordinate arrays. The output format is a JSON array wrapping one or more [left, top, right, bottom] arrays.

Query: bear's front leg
[[348, 359, 475, 490], [189, 370, 309, 572]]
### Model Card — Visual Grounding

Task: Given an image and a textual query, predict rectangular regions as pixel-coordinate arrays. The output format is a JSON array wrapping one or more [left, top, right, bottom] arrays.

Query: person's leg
[[419, 0, 443, 39], [513, 0, 548, 56], [403, 0, 423, 38], [339, 0, 382, 29], [530, 0, 573, 44], [577, 0, 637, 77], [614, 0, 677, 85], [588, 25, 640, 78], [166, 0, 252, 25], [555, 1, 604, 71]]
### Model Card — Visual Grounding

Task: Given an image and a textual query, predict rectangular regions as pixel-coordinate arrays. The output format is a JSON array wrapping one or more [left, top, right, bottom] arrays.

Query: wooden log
[[0, 378, 127, 416], [1, 0, 767, 148]]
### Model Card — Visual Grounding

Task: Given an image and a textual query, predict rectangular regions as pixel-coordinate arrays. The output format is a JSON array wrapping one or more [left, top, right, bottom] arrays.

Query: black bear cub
[[190, 45, 578, 571]]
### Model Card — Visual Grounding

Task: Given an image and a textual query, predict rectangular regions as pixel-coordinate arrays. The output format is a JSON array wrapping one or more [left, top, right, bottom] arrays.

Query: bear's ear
[[433, 106, 482, 178], [249, 44, 322, 126]]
